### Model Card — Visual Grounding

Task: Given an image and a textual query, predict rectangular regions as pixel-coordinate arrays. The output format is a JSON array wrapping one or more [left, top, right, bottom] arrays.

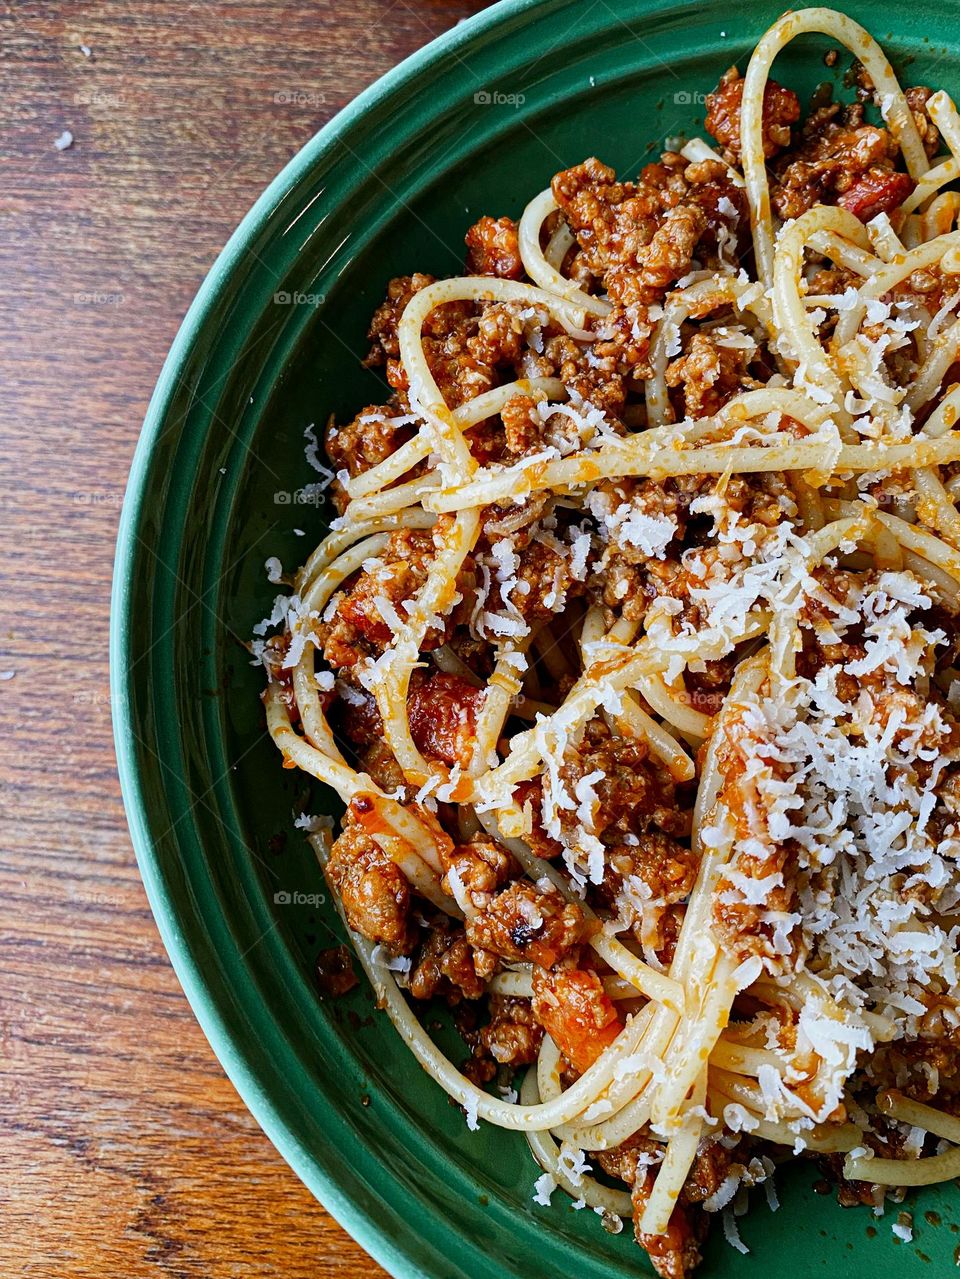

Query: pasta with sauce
[[255, 8, 960, 1273]]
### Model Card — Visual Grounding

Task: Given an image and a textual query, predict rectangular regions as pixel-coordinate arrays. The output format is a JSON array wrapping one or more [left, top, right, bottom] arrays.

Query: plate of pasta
[[114, 2, 960, 1276]]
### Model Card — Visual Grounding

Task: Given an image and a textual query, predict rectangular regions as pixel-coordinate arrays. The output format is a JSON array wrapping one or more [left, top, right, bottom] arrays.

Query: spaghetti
[[256, 10, 960, 1273]]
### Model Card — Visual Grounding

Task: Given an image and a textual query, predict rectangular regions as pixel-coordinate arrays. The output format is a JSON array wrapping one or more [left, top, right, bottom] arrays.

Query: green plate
[[111, 1, 960, 1274]]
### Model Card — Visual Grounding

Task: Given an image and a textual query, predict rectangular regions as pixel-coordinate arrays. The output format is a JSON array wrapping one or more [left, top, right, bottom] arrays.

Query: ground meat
[[467, 881, 586, 968], [314, 945, 359, 998], [421, 321, 495, 408], [364, 271, 447, 365], [665, 330, 757, 418], [770, 102, 905, 221], [480, 994, 545, 1065], [589, 470, 795, 624], [654, 903, 684, 969], [461, 1050, 497, 1087], [591, 544, 664, 622], [805, 260, 862, 297], [592, 837, 694, 964], [326, 402, 414, 490], [795, 568, 902, 684], [594, 1130, 665, 1185], [318, 526, 462, 667], [496, 392, 610, 460], [515, 538, 583, 624], [514, 778, 564, 860], [407, 671, 485, 768], [937, 767, 960, 821], [442, 834, 513, 908], [906, 85, 942, 158], [589, 303, 656, 388], [364, 272, 490, 408], [500, 393, 547, 456], [599, 834, 699, 911], [638, 203, 707, 302], [536, 328, 632, 417], [632, 1172, 706, 1279], [681, 1141, 736, 1204], [552, 156, 640, 296], [471, 301, 533, 371], [326, 813, 415, 951], [472, 532, 586, 635], [559, 718, 692, 843], [366, 282, 561, 415], [596, 1131, 737, 1222], [332, 672, 383, 745], [407, 920, 489, 1002], [356, 737, 407, 795], [715, 852, 797, 961], [705, 66, 800, 160], [551, 155, 742, 307], [531, 965, 623, 1074], [865, 1039, 960, 1103], [888, 262, 958, 320], [681, 158, 749, 243], [683, 654, 739, 718], [465, 215, 524, 279], [591, 474, 683, 561]]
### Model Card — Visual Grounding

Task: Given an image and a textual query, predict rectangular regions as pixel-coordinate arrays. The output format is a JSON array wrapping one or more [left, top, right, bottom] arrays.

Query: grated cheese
[[532, 1173, 556, 1205], [717, 567, 960, 1097], [722, 1209, 750, 1254]]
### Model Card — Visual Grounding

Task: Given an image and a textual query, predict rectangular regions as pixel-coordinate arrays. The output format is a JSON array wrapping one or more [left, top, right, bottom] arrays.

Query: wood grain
[[0, 2, 489, 1274]]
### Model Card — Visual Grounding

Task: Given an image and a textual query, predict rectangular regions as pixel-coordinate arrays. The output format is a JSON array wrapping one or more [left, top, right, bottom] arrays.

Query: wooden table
[[1, 3, 488, 1273]]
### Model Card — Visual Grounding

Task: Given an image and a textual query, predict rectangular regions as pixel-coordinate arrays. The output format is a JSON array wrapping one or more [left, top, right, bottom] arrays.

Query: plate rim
[[110, 2, 960, 1274]]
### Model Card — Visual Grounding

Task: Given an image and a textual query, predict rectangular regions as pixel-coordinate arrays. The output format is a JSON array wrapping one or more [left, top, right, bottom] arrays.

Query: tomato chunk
[[532, 967, 624, 1074]]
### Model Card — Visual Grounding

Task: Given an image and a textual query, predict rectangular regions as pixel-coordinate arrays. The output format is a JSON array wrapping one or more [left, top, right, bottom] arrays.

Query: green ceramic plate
[[112, 1, 960, 1273]]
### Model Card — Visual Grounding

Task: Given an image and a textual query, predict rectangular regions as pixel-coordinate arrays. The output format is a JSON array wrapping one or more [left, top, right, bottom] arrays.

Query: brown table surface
[[1, 3, 489, 1274]]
